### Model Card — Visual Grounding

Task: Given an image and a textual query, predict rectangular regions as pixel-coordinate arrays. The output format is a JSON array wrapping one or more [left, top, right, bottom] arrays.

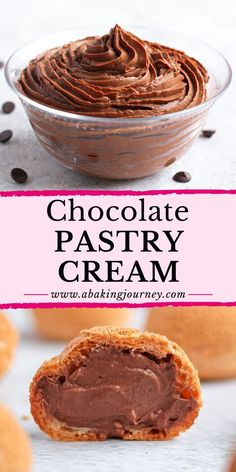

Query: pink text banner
[[0, 189, 235, 308]]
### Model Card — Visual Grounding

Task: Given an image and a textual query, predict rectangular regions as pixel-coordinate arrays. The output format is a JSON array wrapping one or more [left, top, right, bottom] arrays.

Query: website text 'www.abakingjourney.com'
[[50, 289, 186, 302]]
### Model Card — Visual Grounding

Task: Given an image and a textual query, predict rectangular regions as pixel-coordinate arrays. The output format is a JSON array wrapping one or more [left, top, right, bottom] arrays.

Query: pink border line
[[1, 189, 236, 197], [1, 188, 235, 309], [2, 302, 236, 309]]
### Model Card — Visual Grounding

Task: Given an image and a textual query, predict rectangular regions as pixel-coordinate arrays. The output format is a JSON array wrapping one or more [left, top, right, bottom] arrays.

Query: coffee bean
[[0, 61, 4, 69], [10, 168, 28, 184], [0, 129, 13, 143], [173, 171, 192, 183], [2, 101, 15, 114], [202, 129, 216, 138]]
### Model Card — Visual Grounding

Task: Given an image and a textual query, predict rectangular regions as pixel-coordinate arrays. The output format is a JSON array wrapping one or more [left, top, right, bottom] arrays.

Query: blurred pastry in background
[[0, 312, 18, 378], [146, 306, 236, 380], [228, 452, 236, 472], [33, 308, 131, 341], [0, 403, 32, 471]]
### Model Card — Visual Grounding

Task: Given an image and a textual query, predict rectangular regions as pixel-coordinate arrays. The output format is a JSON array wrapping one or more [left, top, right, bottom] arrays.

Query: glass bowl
[[5, 26, 232, 180]]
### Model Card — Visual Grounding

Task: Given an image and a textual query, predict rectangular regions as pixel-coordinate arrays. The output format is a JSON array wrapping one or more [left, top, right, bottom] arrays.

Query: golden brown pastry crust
[[146, 306, 236, 380], [0, 312, 18, 378], [0, 404, 32, 472], [229, 455, 236, 472], [33, 308, 130, 341], [30, 326, 202, 441]]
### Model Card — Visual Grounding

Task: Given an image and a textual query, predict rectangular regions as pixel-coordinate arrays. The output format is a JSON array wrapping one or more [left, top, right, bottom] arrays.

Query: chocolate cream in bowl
[[17, 25, 209, 178], [19, 24, 208, 117]]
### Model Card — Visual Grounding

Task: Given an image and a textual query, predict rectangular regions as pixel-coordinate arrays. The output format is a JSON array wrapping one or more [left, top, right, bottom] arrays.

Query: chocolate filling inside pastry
[[37, 347, 196, 439]]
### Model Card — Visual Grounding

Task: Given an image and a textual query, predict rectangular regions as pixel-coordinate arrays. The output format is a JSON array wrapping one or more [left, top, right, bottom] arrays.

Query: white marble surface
[[0, 0, 236, 469], [0, 311, 236, 472], [0, 0, 235, 190]]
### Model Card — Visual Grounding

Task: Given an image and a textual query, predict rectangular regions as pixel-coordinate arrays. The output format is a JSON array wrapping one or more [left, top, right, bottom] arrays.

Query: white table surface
[[0, 0, 235, 190], [0, 311, 236, 472], [1, 0, 236, 469]]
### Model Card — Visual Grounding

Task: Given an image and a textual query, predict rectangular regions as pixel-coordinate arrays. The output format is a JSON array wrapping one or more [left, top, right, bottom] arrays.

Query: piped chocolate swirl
[[19, 25, 208, 118]]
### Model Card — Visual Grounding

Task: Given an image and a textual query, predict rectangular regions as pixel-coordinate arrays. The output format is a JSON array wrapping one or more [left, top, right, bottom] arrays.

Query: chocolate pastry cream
[[30, 327, 202, 441], [37, 348, 196, 438], [16, 26, 210, 178], [19, 25, 208, 118]]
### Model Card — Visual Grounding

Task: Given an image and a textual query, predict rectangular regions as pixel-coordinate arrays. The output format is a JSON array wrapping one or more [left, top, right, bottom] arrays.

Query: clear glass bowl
[[5, 27, 232, 180]]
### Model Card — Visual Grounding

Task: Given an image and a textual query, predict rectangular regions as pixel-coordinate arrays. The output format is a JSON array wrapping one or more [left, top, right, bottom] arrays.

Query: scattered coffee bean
[[2, 101, 15, 114], [10, 168, 28, 184], [0, 61, 4, 69], [173, 171, 192, 183], [202, 129, 216, 138], [0, 129, 13, 143]]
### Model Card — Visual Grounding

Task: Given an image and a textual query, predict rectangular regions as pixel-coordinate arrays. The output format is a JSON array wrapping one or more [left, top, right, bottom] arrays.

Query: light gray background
[[0, 1, 236, 471], [1, 310, 236, 472], [0, 0, 235, 190]]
